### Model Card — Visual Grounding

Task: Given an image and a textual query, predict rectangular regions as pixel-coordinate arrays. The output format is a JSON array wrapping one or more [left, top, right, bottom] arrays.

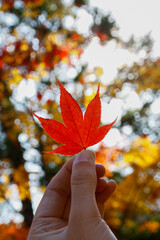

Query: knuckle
[[74, 160, 95, 171]]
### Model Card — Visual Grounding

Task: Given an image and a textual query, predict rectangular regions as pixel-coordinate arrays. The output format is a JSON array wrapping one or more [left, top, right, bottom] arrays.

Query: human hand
[[27, 150, 117, 240]]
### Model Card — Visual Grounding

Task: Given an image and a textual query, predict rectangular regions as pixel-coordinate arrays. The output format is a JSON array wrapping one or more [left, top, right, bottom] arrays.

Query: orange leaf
[[34, 81, 116, 155]]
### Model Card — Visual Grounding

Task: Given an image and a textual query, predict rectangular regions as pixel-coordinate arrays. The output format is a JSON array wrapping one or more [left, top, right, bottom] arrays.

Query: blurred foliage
[[0, 222, 29, 240], [102, 137, 160, 239], [0, 0, 160, 239]]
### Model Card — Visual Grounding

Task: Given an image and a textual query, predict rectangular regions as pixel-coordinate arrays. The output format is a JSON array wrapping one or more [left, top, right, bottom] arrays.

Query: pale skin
[[27, 150, 117, 240]]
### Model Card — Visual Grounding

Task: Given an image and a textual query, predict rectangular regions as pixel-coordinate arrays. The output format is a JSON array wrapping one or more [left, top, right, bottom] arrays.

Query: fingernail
[[75, 150, 95, 163]]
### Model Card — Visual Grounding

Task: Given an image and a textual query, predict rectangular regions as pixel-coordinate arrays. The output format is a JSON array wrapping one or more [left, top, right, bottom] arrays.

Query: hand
[[27, 150, 117, 240]]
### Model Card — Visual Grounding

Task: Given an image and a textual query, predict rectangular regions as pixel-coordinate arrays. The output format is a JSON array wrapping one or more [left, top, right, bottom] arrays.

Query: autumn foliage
[[0, 223, 29, 240], [0, 0, 160, 240]]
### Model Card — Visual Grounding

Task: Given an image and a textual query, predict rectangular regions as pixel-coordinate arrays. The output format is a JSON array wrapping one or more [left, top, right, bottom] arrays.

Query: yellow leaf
[[94, 67, 103, 77]]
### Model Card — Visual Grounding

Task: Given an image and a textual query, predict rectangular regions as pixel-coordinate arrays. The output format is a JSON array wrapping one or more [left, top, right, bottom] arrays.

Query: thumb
[[70, 150, 100, 222]]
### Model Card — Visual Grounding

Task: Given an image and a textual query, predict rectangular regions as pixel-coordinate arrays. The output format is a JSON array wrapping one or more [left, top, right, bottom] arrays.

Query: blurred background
[[0, 0, 160, 239]]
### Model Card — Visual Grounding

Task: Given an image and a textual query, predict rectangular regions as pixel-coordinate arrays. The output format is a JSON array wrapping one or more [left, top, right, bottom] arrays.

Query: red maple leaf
[[33, 81, 117, 155]]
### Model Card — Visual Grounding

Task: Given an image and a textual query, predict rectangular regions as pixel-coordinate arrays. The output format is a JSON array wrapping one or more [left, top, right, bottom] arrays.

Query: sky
[[83, 0, 160, 82], [90, 0, 160, 46]]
